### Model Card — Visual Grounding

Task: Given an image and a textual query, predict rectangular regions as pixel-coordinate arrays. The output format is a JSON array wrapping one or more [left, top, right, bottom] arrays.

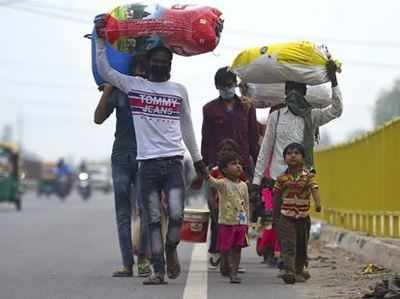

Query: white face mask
[[219, 87, 236, 100]]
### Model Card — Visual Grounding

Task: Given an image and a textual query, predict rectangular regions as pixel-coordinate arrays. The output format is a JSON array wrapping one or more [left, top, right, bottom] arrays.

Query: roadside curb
[[318, 223, 400, 272]]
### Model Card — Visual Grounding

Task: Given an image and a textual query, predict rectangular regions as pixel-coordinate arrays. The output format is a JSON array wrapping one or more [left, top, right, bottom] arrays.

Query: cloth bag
[[231, 41, 341, 85], [248, 83, 332, 108]]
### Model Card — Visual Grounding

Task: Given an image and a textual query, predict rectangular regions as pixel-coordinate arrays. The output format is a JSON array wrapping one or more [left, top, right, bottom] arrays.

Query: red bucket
[[180, 208, 209, 243]]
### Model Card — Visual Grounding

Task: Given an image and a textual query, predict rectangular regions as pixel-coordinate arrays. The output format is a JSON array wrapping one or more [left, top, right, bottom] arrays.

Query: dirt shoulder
[[296, 240, 396, 299]]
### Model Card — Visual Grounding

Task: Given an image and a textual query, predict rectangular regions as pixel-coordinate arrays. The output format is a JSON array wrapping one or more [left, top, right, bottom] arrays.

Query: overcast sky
[[1, 0, 399, 162]]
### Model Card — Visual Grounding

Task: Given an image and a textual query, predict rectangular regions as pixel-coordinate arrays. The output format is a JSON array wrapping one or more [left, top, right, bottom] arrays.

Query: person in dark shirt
[[201, 67, 259, 178], [201, 67, 259, 270], [93, 57, 151, 278]]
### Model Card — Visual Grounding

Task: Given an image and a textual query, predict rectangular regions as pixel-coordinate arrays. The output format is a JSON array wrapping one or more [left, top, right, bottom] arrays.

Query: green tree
[[1, 125, 13, 142], [374, 79, 400, 127]]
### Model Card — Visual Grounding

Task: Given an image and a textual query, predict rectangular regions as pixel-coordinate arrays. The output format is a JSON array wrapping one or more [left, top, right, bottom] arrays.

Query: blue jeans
[[112, 154, 150, 269], [138, 157, 185, 274]]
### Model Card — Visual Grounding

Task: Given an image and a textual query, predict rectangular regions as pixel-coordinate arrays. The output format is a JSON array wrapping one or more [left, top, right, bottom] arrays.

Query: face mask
[[219, 87, 236, 100], [286, 90, 311, 115], [150, 64, 171, 81]]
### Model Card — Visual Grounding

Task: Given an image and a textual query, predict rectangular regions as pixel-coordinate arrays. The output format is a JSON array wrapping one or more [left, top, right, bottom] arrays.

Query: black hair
[[214, 66, 237, 88], [146, 46, 173, 61], [283, 142, 305, 158], [217, 150, 241, 172], [216, 138, 240, 154], [285, 81, 307, 96]]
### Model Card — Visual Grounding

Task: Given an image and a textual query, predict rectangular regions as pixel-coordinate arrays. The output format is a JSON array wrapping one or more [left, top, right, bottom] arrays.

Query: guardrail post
[[398, 215, 400, 238], [389, 214, 394, 237], [372, 215, 377, 236]]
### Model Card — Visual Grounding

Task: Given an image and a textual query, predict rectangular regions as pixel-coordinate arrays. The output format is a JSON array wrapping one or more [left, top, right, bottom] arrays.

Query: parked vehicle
[[87, 163, 112, 194]]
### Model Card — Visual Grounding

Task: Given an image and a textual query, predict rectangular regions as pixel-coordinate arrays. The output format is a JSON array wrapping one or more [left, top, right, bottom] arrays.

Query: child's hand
[[190, 176, 204, 190], [315, 204, 322, 213]]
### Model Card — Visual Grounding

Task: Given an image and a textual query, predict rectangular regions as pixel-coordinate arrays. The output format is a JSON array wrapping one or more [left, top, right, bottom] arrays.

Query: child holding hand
[[207, 151, 250, 284]]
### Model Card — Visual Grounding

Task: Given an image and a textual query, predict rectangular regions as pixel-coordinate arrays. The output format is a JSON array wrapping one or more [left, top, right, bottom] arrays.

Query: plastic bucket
[[180, 208, 209, 243]]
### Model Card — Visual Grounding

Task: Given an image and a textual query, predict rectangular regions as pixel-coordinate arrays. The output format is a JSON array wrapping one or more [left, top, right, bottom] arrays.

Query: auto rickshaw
[[37, 161, 57, 197], [0, 142, 22, 211]]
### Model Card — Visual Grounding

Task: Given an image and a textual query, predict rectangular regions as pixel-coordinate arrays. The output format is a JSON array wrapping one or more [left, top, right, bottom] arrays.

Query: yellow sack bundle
[[231, 41, 341, 85]]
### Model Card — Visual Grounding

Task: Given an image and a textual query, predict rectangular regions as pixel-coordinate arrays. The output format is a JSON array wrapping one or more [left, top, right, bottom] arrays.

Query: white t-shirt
[[253, 86, 343, 184], [96, 39, 201, 161]]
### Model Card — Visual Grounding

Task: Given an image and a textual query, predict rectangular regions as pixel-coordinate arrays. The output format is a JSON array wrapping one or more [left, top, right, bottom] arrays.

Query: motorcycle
[[56, 174, 71, 200], [77, 172, 91, 200]]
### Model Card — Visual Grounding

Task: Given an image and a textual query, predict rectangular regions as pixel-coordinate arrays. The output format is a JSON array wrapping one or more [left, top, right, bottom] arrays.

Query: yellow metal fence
[[314, 117, 400, 238]]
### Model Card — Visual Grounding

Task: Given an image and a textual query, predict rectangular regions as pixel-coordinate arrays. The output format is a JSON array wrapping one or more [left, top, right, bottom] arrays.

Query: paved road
[[0, 191, 304, 299]]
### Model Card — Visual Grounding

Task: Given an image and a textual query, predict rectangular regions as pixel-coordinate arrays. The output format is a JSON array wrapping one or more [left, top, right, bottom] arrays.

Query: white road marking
[[183, 243, 208, 299]]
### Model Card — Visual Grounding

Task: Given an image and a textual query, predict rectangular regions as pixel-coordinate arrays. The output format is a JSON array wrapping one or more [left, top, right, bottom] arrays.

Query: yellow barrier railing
[[320, 208, 400, 238], [314, 117, 400, 238]]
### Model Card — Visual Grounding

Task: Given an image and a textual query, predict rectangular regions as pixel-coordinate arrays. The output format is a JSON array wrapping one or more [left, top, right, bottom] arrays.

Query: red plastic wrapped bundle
[[99, 4, 223, 56]]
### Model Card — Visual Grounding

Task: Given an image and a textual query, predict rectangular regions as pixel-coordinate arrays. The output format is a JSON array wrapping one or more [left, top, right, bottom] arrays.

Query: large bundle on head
[[101, 3, 223, 56], [106, 3, 164, 54], [248, 83, 332, 109], [91, 3, 223, 85], [231, 41, 341, 86]]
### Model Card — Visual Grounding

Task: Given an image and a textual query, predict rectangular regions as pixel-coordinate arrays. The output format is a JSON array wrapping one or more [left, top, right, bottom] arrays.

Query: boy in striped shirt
[[272, 143, 321, 284]]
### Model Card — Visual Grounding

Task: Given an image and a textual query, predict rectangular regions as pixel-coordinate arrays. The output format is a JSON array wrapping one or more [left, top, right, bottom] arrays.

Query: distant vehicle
[[77, 171, 91, 200], [87, 163, 112, 194], [55, 159, 73, 200], [0, 142, 22, 211], [37, 161, 57, 197], [55, 173, 71, 200]]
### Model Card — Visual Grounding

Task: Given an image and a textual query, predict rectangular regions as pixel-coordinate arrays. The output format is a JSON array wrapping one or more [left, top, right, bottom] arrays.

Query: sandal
[[300, 270, 311, 280], [282, 272, 296, 284], [166, 246, 181, 279], [112, 267, 133, 277], [142, 273, 167, 285], [230, 274, 242, 284]]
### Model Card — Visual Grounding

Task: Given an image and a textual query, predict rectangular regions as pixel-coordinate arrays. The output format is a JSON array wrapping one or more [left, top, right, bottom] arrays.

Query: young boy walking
[[273, 143, 321, 284], [207, 151, 249, 284]]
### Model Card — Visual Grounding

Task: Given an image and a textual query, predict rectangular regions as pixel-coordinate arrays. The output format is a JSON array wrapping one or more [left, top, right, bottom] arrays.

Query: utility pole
[[17, 108, 24, 153]]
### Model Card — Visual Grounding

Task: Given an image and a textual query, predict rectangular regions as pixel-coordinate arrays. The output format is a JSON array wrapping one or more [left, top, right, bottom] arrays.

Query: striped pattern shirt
[[273, 168, 318, 218]]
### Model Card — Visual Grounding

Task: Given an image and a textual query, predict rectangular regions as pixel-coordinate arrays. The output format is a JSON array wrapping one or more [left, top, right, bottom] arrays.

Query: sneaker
[[230, 274, 242, 284], [137, 262, 152, 277], [142, 273, 167, 285], [166, 246, 181, 279], [237, 267, 246, 274], [112, 267, 133, 277]]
